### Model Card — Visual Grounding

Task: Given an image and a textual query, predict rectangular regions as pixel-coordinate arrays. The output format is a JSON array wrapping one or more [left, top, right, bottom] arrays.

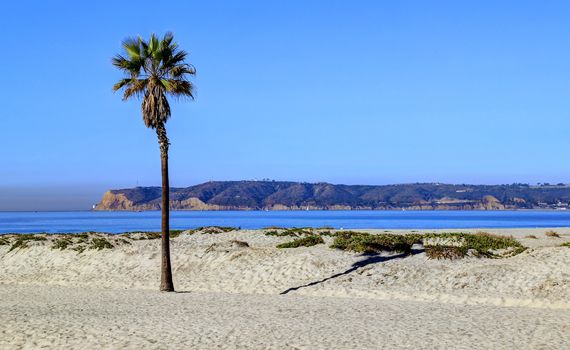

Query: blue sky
[[1, 0, 569, 210]]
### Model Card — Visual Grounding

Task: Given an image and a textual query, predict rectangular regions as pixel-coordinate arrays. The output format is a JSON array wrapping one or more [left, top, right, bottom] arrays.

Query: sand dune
[[1, 228, 568, 308], [1, 227, 569, 349]]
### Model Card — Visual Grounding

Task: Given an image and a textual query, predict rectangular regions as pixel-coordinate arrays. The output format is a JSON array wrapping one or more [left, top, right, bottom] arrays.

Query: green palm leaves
[[112, 33, 195, 128]]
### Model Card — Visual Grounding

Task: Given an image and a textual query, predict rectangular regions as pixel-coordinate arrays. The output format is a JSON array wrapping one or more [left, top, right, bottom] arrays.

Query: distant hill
[[94, 181, 570, 211]]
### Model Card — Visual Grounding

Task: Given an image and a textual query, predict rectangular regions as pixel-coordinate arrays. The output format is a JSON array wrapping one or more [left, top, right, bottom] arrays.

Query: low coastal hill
[[95, 181, 570, 211]]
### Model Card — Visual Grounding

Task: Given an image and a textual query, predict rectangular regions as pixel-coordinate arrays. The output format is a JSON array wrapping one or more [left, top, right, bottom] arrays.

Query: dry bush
[[425, 245, 466, 260]]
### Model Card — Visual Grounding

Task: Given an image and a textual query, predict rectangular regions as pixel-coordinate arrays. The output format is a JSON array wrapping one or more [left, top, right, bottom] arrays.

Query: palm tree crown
[[112, 32, 195, 129]]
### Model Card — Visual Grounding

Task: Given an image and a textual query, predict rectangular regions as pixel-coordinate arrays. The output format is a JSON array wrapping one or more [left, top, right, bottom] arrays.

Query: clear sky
[[1, 0, 569, 210]]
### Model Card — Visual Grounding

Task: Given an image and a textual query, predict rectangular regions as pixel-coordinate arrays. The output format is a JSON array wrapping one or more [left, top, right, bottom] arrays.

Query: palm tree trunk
[[157, 123, 174, 292]]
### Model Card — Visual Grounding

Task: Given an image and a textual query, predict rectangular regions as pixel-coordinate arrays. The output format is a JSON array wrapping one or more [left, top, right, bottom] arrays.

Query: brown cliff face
[[96, 192, 228, 211], [170, 198, 225, 210], [480, 195, 505, 210], [95, 192, 135, 210], [95, 191, 160, 211]]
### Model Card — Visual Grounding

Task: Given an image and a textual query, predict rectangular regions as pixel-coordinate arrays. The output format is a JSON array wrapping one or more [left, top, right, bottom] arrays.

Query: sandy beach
[[1, 227, 569, 349]]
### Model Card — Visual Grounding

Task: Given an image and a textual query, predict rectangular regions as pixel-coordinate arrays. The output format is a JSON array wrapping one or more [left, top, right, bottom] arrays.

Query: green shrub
[[170, 230, 185, 237], [561, 242, 570, 248], [8, 234, 47, 252], [117, 238, 132, 245], [330, 231, 421, 254], [277, 235, 324, 248], [265, 227, 326, 237], [71, 245, 86, 254], [425, 245, 466, 260], [52, 237, 74, 250], [266, 229, 305, 237], [132, 229, 186, 240], [16, 234, 47, 242], [141, 232, 161, 240], [265, 230, 285, 236], [89, 238, 114, 250], [196, 226, 239, 234], [0, 236, 9, 246], [329, 231, 525, 259], [318, 230, 335, 236], [75, 233, 89, 240], [423, 232, 526, 259]]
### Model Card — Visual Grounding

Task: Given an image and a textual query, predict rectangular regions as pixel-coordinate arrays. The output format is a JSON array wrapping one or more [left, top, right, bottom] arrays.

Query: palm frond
[[112, 78, 132, 92], [162, 32, 174, 47], [112, 54, 143, 76], [169, 64, 196, 78], [162, 79, 195, 99], [122, 37, 141, 59], [139, 36, 149, 57], [123, 79, 147, 100], [167, 51, 187, 66]]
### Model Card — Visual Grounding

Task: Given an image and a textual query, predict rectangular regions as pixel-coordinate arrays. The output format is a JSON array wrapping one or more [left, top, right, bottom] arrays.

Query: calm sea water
[[1, 210, 570, 233]]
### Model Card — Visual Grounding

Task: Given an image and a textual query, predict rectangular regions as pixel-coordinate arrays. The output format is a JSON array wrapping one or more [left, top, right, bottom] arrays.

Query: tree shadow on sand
[[280, 248, 424, 295]]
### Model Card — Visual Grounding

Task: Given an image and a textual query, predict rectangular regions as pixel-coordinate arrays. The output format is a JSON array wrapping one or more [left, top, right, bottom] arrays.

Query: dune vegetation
[[0, 228, 531, 260]]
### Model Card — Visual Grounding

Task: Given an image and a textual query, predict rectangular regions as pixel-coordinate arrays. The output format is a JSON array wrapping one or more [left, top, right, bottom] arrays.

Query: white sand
[[1, 284, 569, 350], [1, 227, 569, 349]]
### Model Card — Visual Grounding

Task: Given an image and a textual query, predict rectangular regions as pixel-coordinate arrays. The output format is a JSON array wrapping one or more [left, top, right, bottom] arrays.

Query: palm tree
[[112, 33, 195, 292]]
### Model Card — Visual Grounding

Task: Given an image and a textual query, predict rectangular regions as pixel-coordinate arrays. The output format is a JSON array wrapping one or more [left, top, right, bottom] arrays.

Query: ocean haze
[[0, 185, 108, 211]]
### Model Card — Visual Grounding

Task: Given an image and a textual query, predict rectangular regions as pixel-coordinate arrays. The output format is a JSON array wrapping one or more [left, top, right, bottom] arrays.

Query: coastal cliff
[[94, 181, 570, 211]]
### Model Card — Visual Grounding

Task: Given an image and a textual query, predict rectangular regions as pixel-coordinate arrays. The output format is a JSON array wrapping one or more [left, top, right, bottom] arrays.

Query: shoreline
[[3, 226, 570, 235]]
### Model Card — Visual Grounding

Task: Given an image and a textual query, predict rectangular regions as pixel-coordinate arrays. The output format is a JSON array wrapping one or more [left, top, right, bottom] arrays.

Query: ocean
[[1, 210, 570, 233]]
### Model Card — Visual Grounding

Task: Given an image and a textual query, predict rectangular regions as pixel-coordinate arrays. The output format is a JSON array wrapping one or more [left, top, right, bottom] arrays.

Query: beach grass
[[196, 226, 239, 234], [52, 236, 74, 250], [277, 235, 324, 248], [423, 232, 526, 259], [0, 236, 9, 245], [330, 231, 422, 254], [266, 227, 335, 237], [330, 231, 526, 259], [266, 227, 314, 237], [1, 229, 530, 260], [89, 237, 114, 250], [8, 234, 47, 252], [125, 230, 186, 240]]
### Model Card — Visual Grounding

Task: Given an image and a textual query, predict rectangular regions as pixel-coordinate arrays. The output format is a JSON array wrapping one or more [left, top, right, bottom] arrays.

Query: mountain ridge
[[94, 181, 570, 211]]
